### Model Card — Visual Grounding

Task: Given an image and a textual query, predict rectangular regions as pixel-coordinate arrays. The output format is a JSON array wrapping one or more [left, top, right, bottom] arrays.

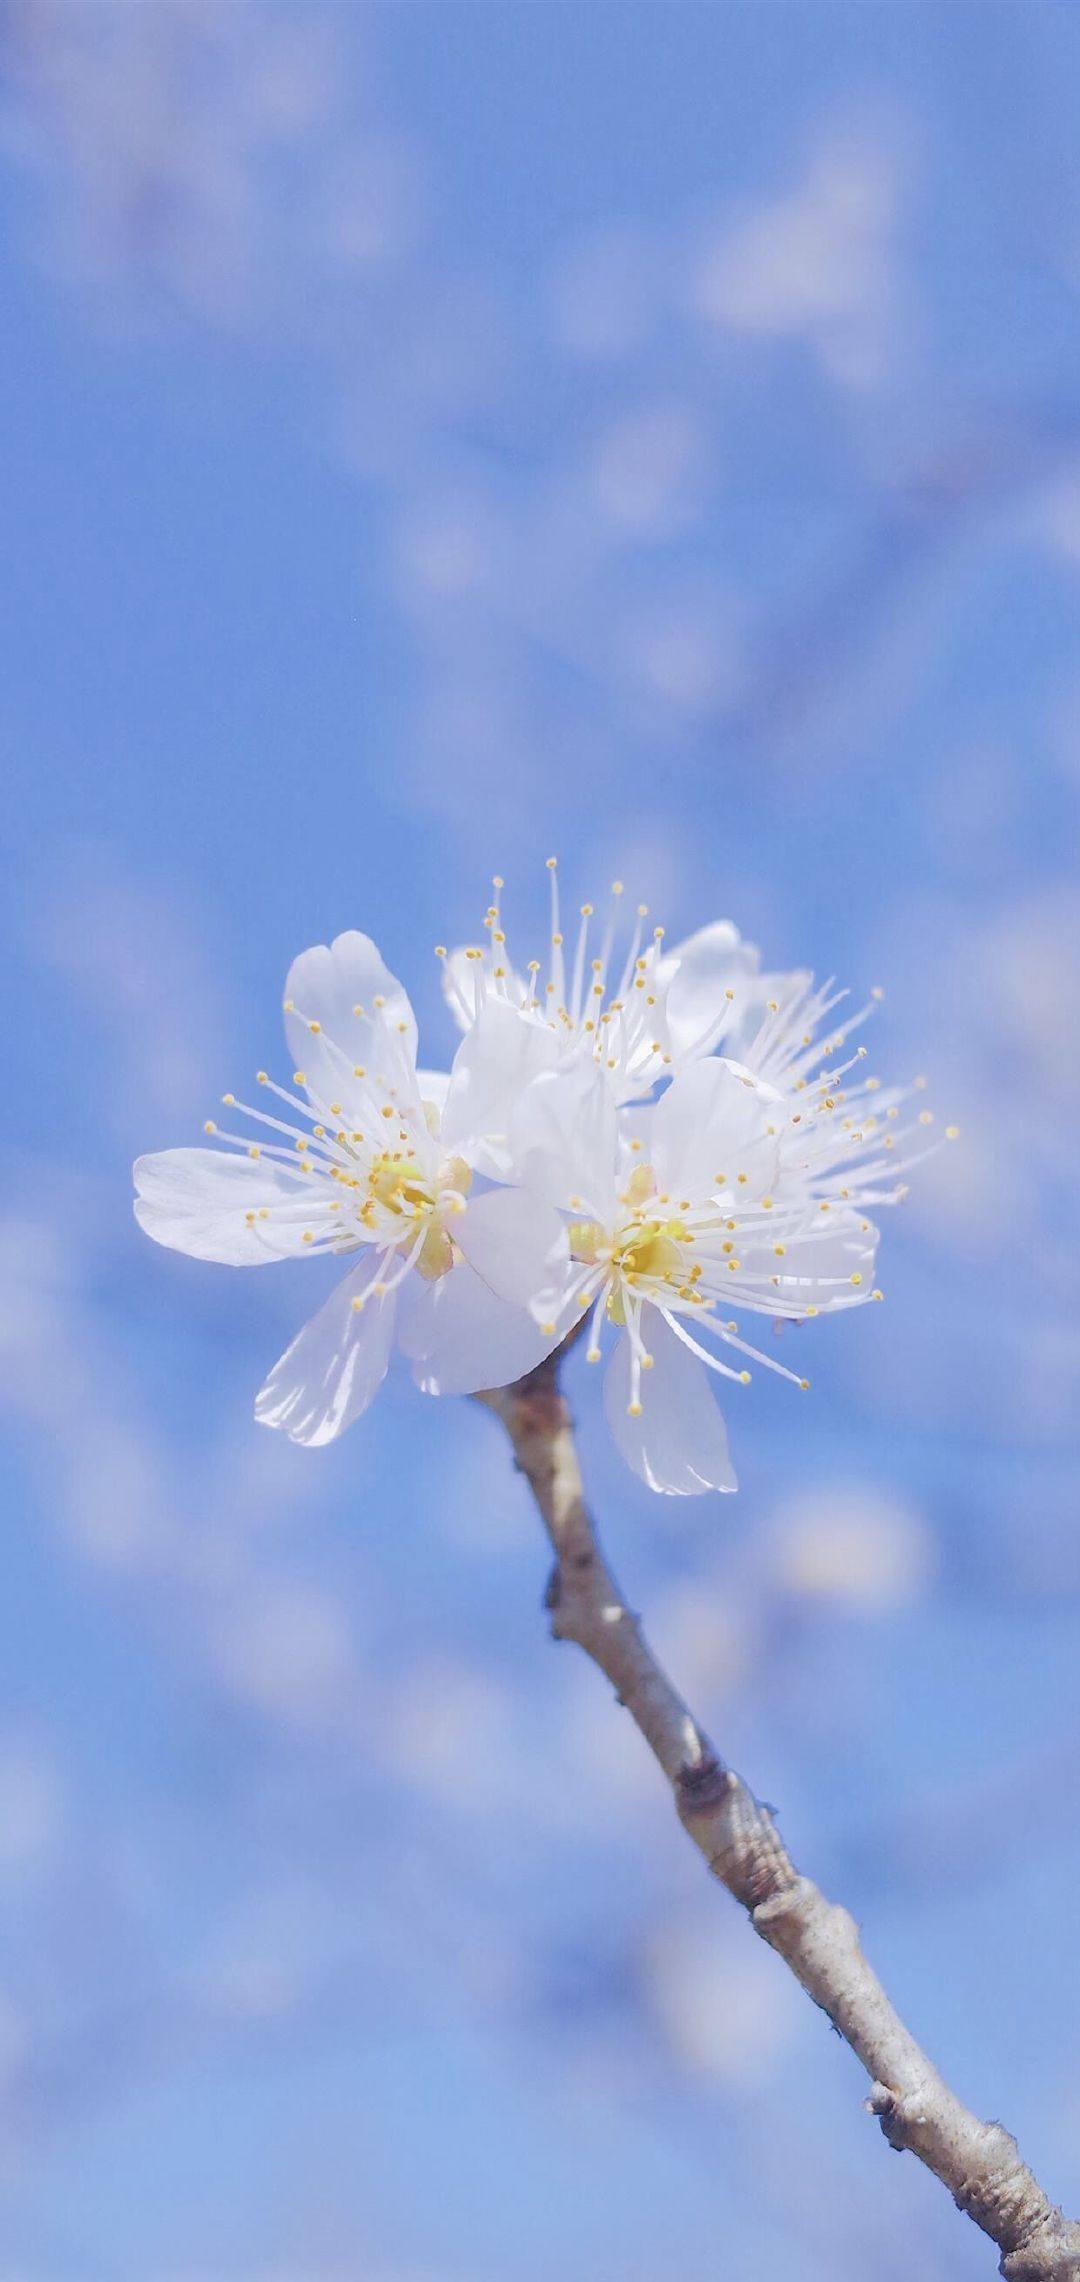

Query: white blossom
[[503, 1053, 896, 1497], [439, 862, 801, 1105], [133, 903, 947, 1497], [134, 932, 565, 1446]]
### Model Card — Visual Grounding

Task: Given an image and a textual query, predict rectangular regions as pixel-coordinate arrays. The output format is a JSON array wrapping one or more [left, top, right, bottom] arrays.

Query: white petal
[[440, 999, 561, 1177], [662, 920, 762, 1063], [133, 1149, 322, 1265], [255, 1266, 396, 1445], [397, 1261, 558, 1395], [603, 1312, 737, 1496], [648, 1058, 781, 1200], [416, 1068, 451, 1117], [284, 932, 418, 1110], [510, 1057, 620, 1216], [441, 946, 528, 1032], [453, 1186, 569, 1308]]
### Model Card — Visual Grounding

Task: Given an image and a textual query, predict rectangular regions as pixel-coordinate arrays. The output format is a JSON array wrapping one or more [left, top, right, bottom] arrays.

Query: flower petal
[[397, 1260, 559, 1395], [648, 1057, 781, 1200], [453, 1185, 569, 1307], [440, 999, 562, 1177], [255, 1265, 396, 1445], [603, 1311, 737, 1495], [440, 944, 526, 1030], [133, 1148, 323, 1265], [510, 1057, 620, 1217], [284, 932, 418, 1111], [661, 920, 761, 1062], [416, 1068, 451, 1118]]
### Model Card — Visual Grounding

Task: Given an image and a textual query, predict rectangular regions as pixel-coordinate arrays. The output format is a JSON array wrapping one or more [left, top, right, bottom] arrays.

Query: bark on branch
[[477, 1353, 1080, 2282]]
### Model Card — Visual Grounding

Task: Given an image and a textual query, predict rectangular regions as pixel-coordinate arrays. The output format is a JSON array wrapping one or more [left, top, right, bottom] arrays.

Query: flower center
[[360, 1151, 472, 1281], [569, 1160, 692, 1328]]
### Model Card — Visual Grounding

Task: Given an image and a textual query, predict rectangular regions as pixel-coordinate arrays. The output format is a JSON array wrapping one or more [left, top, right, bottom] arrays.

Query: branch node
[[675, 1754, 734, 1816]]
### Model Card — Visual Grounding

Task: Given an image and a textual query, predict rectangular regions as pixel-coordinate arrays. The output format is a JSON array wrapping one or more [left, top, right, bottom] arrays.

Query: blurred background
[[2, 4, 1079, 2277]]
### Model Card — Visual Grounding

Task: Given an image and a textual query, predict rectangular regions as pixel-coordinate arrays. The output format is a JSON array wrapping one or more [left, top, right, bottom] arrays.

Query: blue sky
[[2, 6, 1079, 2277]]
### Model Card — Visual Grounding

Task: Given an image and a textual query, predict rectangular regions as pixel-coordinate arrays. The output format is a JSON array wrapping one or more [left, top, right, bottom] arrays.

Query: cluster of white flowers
[[135, 868, 952, 1495]]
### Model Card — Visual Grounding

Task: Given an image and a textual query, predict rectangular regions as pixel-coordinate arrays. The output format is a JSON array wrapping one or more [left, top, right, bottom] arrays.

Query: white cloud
[[766, 1480, 935, 1610], [0, 1734, 65, 1876], [646, 1910, 803, 2083], [594, 403, 712, 540], [692, 125, 904, 390], [548, 222, 660, 360], [212, 1578, 359, 1729]]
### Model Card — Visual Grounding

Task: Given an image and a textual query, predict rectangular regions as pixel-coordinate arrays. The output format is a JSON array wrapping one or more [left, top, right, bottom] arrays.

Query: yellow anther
[[850, 1272, 863, 1287], [580, 903, 594, 917], [871, 985, 884, 1001], [540, 1320, 557, 1337], [767, 998, 779, 1013], [641, 1354, 654, 1371], [283, 998, 294, 1012], [739, 1370, 751, 1385], [351, 1296, 365, 1312], [373, 994, 386, 1009], [774, 1243, 786, 1257], [946, 1125, 960, 1140], [627, 1401, 643, 1418], [222, 1092, 235, 1107], [256, 1070, 268, 1085], [353, 1065, 366, 1078], [586, 1347, 601, 1364], [301, 1230, 314, 1245], [308, 1020, 321, 1034], [761, 1196, 774, 1210], [245, 1210, 255, 1224], [872, 1288, 884, 1301], [611, 880, 623, 895], [204, 1119, 216, 1134], [434, 945, 447, 958], [248, 1144, 260, 1159], [293, 1071, 306, 1087], [546, 856, 558, 869], [799, 1377, 810, 1391]]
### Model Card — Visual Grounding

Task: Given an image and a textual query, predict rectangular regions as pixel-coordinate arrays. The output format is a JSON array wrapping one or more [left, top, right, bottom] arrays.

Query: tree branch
[[476, 1352, 1080, 2282]]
